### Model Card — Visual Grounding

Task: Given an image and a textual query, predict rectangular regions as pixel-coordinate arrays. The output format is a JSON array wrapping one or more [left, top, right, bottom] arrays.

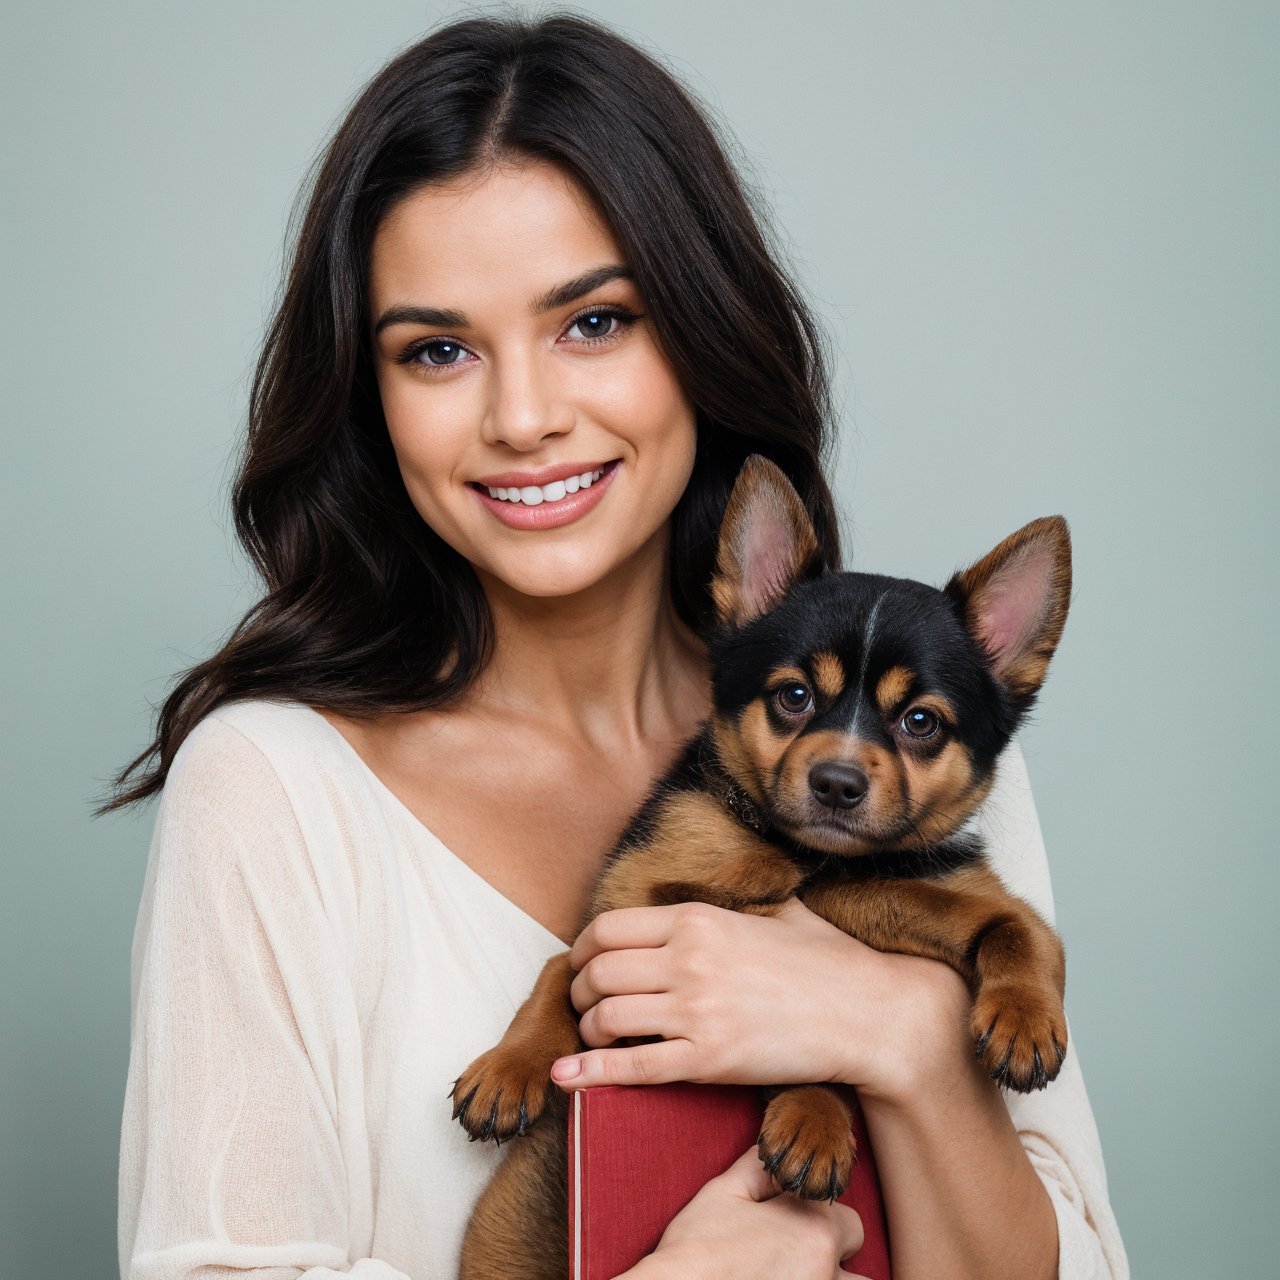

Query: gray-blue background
[[4, 2, 1276, 1275]]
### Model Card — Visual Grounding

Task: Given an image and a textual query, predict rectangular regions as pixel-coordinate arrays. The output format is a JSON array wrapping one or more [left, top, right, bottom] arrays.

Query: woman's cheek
[[381, 383, 476, 522]]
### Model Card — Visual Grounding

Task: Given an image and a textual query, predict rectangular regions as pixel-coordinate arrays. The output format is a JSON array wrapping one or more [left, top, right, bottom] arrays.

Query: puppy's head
[[709, 455, 1071, 855]]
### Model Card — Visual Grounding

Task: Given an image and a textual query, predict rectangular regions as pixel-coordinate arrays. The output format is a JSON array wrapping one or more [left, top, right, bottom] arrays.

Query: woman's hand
[[551, 897, 970, 1099], [614, 1145, 870, 1280]]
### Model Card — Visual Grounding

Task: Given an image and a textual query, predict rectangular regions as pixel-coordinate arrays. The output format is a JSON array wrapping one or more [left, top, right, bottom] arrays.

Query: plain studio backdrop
[[3, 1, 1275, 1275]]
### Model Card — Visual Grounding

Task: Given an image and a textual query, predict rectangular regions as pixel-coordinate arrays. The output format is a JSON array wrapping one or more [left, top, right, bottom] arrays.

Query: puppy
[[451, 454, 1072, 1279]]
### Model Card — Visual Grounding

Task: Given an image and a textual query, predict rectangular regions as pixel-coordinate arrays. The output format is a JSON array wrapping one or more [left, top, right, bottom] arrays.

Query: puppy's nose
[[808, 761, 869, 810]]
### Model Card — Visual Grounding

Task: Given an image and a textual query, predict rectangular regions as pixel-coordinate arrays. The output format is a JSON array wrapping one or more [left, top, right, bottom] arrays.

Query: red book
[[568, 1082, 892, 1279]]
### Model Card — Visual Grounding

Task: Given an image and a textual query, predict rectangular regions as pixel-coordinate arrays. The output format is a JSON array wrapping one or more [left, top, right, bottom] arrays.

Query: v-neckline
[[303, 704, 567, 948]]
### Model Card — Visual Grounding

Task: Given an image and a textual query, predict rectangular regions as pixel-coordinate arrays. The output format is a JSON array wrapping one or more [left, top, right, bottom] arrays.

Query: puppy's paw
[[971, 984, 1068, 1092], [757, 1085, 856, 1202], [449, 1044, 554, 1144]]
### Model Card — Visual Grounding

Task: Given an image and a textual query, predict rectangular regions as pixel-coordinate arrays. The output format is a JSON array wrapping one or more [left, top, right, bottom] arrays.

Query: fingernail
[[551, 1056, 582, 1081]]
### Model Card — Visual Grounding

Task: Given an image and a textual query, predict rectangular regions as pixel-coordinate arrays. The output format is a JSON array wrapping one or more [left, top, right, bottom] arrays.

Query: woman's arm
[[118, 714, 411, 1280], [852, 954, 1060, 1280]]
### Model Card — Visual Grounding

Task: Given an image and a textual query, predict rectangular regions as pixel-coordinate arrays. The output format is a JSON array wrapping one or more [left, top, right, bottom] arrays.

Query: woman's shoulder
[[170, 697, 349, 788], [162, 697, 377, 843], [178, 695, 336, 762]]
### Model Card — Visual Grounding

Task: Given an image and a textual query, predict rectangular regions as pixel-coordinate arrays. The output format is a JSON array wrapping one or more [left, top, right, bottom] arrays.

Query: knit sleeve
[[117, 712, 412, 1280], [975, 740, 1130, 1280]]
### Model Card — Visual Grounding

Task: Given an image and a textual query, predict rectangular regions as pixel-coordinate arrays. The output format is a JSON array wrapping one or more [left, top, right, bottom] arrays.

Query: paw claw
[[450, 1045, 557, 1142], [759, 1134, 794, 1178], [974, 1018, 997, 1060], [971, 986, 1068, 1093], [778, 1153, 815, 1198], [477, 1099, 500, 1143], [451, 1082, 479, 1124]]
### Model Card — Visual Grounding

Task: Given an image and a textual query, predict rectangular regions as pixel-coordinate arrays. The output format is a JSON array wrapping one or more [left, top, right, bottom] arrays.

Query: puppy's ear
[[711, 454, 821, 628], [945, 516, 1072, 705]]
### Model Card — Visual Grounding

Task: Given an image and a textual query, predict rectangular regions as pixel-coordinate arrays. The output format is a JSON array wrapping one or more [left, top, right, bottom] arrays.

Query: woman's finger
[[568, 903, 689, 971], [714, 1143, 784, 1202], [719, 1148, 867, 1274], [577, 993, 674, 1047], [569, 946, 672, 1013], [828, 1201, 865, 1266], [551, 1034, 697, 1088]]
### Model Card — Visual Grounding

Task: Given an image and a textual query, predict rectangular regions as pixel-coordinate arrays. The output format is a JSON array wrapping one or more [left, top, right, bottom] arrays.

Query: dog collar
[[718, 771, 771, 837]]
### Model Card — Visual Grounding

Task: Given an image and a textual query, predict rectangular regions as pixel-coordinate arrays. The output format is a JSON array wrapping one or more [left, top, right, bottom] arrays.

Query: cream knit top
[[118, 698, 1129, 1279]]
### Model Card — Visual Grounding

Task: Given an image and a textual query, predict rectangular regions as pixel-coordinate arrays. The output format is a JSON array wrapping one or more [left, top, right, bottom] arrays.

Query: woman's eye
[[901, 708, 940, 739], [564, 306, 641, 344], [415, 338, 471, 367], [566, 310, 621, 341], [775, 683, 813, 714]]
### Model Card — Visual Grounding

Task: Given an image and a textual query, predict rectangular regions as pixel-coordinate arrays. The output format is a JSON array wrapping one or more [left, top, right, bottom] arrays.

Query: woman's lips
[[470, 459, 621, 530]]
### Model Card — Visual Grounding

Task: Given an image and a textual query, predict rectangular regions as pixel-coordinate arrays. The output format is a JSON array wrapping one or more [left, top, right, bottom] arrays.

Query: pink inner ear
[[972, 545, 1054, 670], [741, 498, 799, 617]]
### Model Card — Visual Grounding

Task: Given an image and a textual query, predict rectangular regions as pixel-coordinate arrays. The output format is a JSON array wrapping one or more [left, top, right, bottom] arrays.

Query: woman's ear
[[711, 454, 821, 628], [944, 516, 1073, 705]]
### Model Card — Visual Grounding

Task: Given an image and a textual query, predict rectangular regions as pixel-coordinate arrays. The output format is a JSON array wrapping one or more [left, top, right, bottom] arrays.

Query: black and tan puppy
[[451, 454, 1072, 1279]]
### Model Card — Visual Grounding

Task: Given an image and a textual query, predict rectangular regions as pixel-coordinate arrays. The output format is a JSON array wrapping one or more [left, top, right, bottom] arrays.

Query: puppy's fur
[[451, 455, 1072, 1279]]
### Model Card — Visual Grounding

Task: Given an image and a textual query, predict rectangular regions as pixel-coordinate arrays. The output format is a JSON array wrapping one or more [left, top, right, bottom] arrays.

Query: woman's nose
[[480, 347, 574, 450]]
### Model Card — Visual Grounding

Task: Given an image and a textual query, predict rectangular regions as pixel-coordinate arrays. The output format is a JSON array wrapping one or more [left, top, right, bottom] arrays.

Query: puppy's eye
[[775, 683, 813, 714], [901, 708, 940, 738]]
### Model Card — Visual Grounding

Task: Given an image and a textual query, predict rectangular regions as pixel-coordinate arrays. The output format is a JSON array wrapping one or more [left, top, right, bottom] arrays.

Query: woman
[[107, 12, 1127, 1279]]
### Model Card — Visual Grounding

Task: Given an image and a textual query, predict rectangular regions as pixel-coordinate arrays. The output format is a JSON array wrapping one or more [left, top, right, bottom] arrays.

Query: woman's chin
[[474, 554, 627, 604]]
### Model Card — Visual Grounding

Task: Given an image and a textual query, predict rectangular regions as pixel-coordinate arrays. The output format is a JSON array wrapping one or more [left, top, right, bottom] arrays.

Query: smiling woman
[[102, 10, 1126, 1280], [367, 163, 697, 582]]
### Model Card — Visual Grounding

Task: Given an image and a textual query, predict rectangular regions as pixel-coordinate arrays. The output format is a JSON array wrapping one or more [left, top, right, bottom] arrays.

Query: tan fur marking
[[710, 711, 763, 804], [875, 665, 914, 713], [770, 665, 809, 686], [900, 738, 983, 845], [591, 789, 804, 917], [710, 700, 792, 813], [741, 699, 786, 772], [909, 694, 957, 723], [811, 651, 845, 701]]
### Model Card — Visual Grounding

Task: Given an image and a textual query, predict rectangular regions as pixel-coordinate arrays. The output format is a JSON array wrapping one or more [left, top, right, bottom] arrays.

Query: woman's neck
[[469, 533, 710, 755]]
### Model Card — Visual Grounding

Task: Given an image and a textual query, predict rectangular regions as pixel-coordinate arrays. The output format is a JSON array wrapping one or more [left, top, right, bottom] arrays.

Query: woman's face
[[368, 159, 698, 601]]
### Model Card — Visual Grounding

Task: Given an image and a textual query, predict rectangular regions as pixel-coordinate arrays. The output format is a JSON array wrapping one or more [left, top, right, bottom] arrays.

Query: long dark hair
[[96, 9, 843, 816]]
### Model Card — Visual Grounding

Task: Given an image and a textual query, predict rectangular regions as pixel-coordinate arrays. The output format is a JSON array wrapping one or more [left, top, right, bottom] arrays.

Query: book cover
[[569, 1082, 891, 1279]]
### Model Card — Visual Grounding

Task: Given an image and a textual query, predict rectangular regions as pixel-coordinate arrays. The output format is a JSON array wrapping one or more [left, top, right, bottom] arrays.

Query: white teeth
[[486, 465, 610, 505]]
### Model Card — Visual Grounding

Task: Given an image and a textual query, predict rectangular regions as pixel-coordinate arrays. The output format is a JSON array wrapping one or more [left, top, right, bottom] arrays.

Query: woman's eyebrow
[[530, 264, 634, 315], [373, 264, 635, 335]]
